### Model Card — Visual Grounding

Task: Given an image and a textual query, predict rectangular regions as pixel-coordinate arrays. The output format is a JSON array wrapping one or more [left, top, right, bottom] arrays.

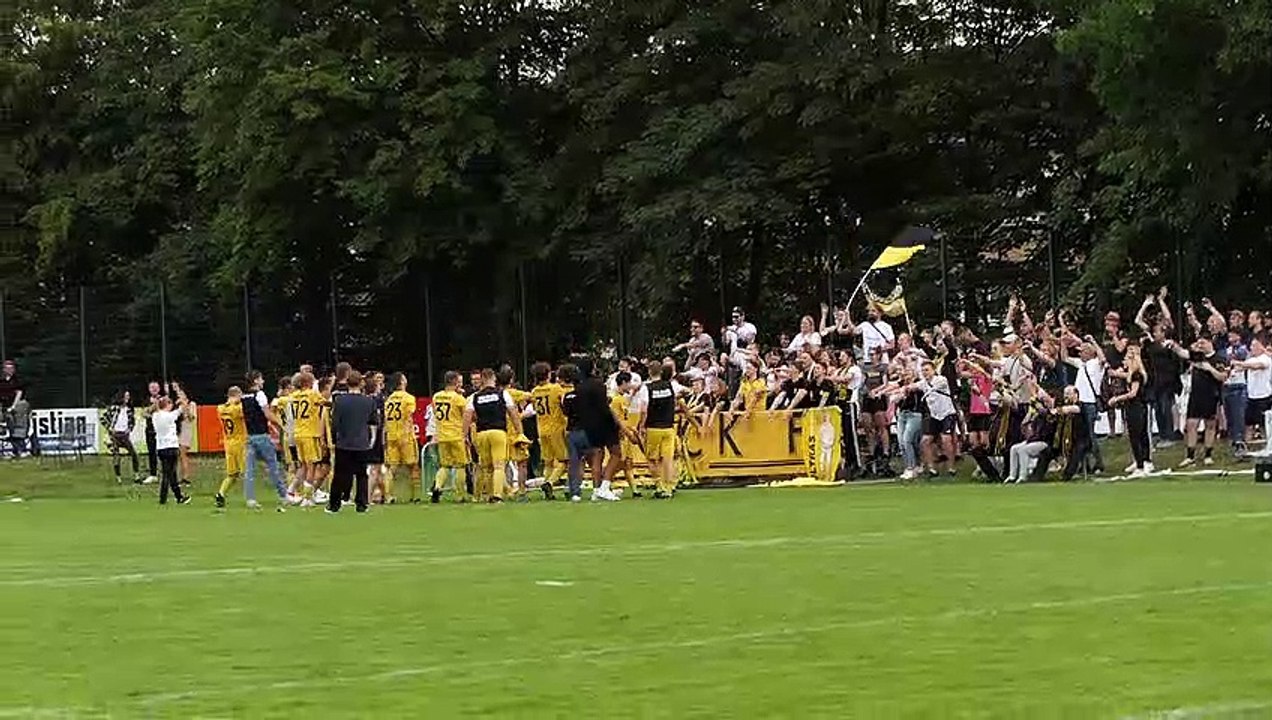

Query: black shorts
[[366, 442, 384, 464], [587, 427, 620, 450], [925, 415, 956, 436], [1247, 396, 1272, 426], [289, 446, 299, 464], [968, 414, 992, 432], [1186, 394, 1219, 421], [861, 396, 888, 415]]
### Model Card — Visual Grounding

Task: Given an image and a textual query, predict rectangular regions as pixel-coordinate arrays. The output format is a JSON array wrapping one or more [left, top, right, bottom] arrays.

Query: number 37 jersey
[[430, 390, 467, 443]]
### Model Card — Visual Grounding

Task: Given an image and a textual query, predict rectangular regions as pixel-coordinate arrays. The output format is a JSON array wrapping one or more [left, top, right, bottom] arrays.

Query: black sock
[[1186, 447, 1196, 459], [1204, 447, 1213, 458]]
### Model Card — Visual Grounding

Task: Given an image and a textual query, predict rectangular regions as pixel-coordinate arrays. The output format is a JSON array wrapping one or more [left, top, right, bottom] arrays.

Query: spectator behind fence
[[0, 360, 24, 410], [673, 319, 716, 364], [102, 390, 141, 482], [786, 315, 822, 355], [5, 396, 31, 458], [850, 304, 895, 362]]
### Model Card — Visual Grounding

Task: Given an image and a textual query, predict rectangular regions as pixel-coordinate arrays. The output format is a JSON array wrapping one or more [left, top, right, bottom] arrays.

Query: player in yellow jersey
[[529, 362, 565, 500], [290, 371, 328, 502], [430, 371, 469, 503], [272, 375, 296, 488], [214, 386, 247, 508], [383, 372, 420, 502], [609, 371, 640, 497], [497, 367, 533, 499], [316, 375, 335, 501]]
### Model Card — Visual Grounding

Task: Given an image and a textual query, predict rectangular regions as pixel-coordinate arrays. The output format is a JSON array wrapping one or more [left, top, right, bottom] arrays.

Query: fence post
[[939, 233, 949, 319], [243, 282, 253, 372], [423, 273, 434, 389], [329, 272, 339, 365], [518, 262, 528, 382], [79, 285, 87, 405], [0, 286, 6, 362], [159, 279, 169, 383]]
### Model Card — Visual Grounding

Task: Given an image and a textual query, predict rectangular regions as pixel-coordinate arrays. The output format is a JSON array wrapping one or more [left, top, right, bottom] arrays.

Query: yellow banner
[[616, 408, 843, 483]]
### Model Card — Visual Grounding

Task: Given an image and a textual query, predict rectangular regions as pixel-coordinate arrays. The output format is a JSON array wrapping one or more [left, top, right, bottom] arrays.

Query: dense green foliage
[[6, 0, 1270, 402]]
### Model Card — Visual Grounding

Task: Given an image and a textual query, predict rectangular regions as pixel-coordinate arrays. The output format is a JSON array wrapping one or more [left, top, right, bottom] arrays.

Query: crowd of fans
[[652, 290, 1271, 482]]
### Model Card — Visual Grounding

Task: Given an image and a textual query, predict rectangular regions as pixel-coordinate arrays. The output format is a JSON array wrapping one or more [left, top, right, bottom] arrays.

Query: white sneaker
[[570, 495, 582, 503], [246, 500, 262, 510], [1178, 457, 1196, 468], [1144, 462, 1155, 474], [285, 494, 302, 505], [300, 498, 315, 508], [143, 475, 158, 485], [1124, 462, 1137, 473], [1203, 457, 1215, 466], [313, 490, 329, 503], [900, 469, 915, 480], [1128, 468, 1147, 478]]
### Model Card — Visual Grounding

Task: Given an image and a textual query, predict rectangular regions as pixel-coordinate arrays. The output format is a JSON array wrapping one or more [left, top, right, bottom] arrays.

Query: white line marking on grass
[[5, 510, 1272, 589], [125, 579, 1272, 709], [534, 580, 574, 587], [1121, 699, 1272, 719]]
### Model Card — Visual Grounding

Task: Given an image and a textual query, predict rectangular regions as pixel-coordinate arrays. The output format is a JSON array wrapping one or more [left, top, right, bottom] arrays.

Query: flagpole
[[845, 268, 874, 310]]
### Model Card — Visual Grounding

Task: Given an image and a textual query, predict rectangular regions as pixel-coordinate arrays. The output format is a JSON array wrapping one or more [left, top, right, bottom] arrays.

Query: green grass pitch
[[2, 454, 1272, 718]]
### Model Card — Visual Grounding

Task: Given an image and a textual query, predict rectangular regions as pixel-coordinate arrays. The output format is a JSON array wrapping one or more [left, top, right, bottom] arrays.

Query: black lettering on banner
[[718, 413, 743, 457]]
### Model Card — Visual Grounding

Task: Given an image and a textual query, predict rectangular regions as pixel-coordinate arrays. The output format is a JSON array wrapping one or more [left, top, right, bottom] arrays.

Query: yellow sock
[[406, 470, 420, 501], [546, 462, 564, 487], [383, 471, 394, 500], [218, 475, 237, 495]]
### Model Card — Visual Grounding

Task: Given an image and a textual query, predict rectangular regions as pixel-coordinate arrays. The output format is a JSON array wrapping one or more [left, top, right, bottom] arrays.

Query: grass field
[[2, 452, 1272, 718]]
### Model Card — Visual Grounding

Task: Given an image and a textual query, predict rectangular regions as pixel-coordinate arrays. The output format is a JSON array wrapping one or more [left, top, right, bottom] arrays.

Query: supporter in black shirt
[[1173, 337, 1229, 466], [1141, 324, 1183, 444]]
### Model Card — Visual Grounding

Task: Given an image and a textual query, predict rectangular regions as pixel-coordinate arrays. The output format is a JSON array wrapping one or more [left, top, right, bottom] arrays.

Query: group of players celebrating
[[210, 356, 686, 510]]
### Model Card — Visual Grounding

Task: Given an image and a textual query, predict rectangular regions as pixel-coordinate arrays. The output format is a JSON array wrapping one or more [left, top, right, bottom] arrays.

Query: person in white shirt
[[724, 307, 758, 366], [150, 396, 191, 505], [1063, 338, 1107, 473], [785, 315, 822, 355], [1235, 338, 1272, 448], [102, 390, 142, 484], [851, 304, 895, 362], [914, 361, 958, 476]]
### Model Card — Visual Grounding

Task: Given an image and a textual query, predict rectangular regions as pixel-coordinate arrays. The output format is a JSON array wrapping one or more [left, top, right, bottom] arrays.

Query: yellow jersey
[[217, 401, 246, 445], [431, 390, 467, 443], [740, 377, 768, 411], [319, 396, 333, 445], [531, 383, 566, 433], [292, 388, 324, 439], [504, 387, 530, 435], [384, 390, 417, 441], [609, 393, 630, 429]]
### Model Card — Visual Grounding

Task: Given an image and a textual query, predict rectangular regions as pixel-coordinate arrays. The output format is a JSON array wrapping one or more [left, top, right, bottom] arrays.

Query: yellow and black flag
[[869, 226, 933, 270]]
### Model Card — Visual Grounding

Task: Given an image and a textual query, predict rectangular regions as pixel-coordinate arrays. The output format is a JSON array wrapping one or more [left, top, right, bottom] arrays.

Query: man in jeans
[[1220, 328, 1249, 455], [1142, 324, 1183, 446], [241, 370, 292, 511], [1064, 338, 1106, 473]]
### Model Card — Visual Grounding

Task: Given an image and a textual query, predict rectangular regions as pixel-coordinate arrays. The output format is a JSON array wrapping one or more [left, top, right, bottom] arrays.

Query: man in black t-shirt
[[1141, 324, 1183, 444], [1173, 338, 1228, 467]]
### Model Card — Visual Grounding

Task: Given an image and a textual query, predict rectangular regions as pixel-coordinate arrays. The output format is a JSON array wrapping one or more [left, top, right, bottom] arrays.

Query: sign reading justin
[[0, 407, 102, 455]]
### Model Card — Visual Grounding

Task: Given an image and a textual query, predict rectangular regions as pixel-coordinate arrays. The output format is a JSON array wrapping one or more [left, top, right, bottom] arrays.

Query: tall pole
[[79, 285, 87, 405], [1047, 231, 1057, 307], [0, 287, 6, 362], [939, 233, 949, 319], [243, 282, 253, 372], [159, 280, 169, 383], [616, 254, 626, 356], [518, 262, 529, 382], [826, 234, 835, 308], [423, 274, 434, 389], [329, 272, 339, 365]]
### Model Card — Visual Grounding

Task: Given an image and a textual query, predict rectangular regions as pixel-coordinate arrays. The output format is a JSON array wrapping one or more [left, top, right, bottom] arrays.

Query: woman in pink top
[[959, 357, 995, 451]]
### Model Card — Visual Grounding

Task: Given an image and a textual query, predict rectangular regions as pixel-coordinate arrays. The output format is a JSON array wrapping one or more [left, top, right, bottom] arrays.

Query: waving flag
[[869, 226, 933, 270]]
